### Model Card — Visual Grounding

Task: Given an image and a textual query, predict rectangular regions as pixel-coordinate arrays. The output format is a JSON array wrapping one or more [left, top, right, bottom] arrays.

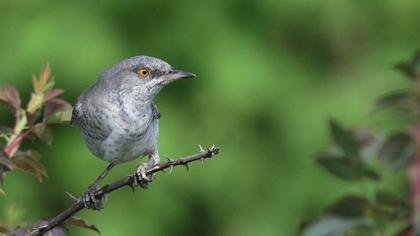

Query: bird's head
[[100, 55, 196, 99]]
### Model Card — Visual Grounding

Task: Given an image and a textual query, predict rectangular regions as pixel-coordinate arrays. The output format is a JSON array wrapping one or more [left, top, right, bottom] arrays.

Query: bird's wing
[[151, 102, 161, 120]]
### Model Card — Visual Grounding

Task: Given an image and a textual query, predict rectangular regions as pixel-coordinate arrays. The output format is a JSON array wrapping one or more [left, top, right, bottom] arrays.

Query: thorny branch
[[30, 145, 220, 236]]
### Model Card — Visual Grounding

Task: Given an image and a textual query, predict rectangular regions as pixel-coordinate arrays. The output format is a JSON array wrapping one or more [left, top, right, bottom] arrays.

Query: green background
[[0, 0, 418, 235]]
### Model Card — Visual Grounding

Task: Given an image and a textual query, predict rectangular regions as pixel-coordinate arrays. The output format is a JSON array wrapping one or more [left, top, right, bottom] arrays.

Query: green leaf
[[328, 196, 371, 218], [26, 93, 44, 113], [0, 127, 13, 140], [12, 150, 47, 182], [317, 154, 380, 181], [375, 191, 408, 208], [395, 50, 420, 80], [374, 90, 415, 111], [329, 119, 359, 158], [66, 216, 100, 234], [33, 124, 53, 145], [379, 133, 415, 170], [42, 80, 55, 93]]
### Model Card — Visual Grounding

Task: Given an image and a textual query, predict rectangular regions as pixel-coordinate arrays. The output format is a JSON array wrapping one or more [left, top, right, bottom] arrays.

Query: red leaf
[[0, 86, 21, 120], [12, 150, 47, 182], [43, 89, 64, 102], [67, 216, 100, 234], [43, 98, 72, 121], [25, 111, 39, 127]]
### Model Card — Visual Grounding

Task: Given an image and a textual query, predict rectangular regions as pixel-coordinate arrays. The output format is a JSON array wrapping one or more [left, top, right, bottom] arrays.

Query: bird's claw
[[81, 185, 106, 210], [133, 164, 155, 189]]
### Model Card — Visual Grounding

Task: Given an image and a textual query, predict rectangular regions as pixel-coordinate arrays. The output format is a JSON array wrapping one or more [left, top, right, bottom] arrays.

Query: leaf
[[39, 64, 51, 86], [396, 224, 412, 236], [373, 191, 409, 223], [0, 86, 21, 120], [27, 93, 44, 113], [33, 124, 53, 145], [0, 127, 13, 140], [344, 225, 376, 236], [0, 150, 14, 184], [32, 74, 42, 94], [12, 150, 47, 182], [3, 227, 28, 236], [44, 99, 73, 124], [43, 89, 64, 102], [47, 227, 66, 236], [0, 86, 21, 111], [67, 216, 100, 234], [328, 196, 371, 218], [42, 80, 55, 93], [395, 50, 420, 80], [301, 216, 369, 236], [317, 154, 380, 181], [374, 90, 415, 111], [329, 119, 359, 158], [25, 111, 39, 127], [0, 150, 14, 170], [379, 133, 415, 170], [47, 110, 72, 124], [375, 191, 408, 208]]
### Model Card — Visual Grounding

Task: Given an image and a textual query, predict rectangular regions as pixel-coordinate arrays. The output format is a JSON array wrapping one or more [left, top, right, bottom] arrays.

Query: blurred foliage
[[0, 65, 71, 193], [301, 52, 420, 235], [1, 0, 420, 236]]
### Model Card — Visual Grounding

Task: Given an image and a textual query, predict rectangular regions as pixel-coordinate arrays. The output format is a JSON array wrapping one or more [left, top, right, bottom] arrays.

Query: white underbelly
[[96, 120, 159, 163]]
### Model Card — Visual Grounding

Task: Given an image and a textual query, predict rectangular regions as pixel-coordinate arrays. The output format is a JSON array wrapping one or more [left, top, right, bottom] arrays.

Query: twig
[[29, 145, 219, 236]]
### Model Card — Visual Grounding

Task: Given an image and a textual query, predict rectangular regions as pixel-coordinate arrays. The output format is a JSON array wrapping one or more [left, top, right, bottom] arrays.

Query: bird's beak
[[169, 69, 196, 80]]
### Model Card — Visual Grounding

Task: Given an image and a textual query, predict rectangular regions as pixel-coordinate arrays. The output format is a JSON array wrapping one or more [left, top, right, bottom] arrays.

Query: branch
[[30, 145, 220, 235]]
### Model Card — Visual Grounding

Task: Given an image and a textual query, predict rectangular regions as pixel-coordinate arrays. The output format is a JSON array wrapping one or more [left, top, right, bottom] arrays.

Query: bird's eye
[[137, 68, 150, 78]]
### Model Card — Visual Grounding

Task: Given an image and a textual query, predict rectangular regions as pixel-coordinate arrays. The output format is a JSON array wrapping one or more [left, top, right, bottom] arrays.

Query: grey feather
[[72, 56, 194, 164]]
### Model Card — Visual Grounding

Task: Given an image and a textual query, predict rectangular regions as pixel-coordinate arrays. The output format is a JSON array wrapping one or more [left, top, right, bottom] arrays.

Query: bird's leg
[[82, 162, 115, 210], [133, 153, 160, 188]]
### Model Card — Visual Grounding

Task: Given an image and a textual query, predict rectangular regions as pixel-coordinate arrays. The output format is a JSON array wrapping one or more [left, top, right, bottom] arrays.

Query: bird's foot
[[81, 184, 107, 210], [133, 163, 156, 189]]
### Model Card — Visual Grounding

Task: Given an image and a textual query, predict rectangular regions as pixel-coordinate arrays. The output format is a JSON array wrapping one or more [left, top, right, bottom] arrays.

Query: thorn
[[198, 144, 205, 152], [210, 144, 216, 151], [128, 183, 135, 193], [168, 165, 174, 175], [183, 163, 190, 171], [166, 156, 174, 162], [65, 191, 78, 201], [200, 158, 204, 168]]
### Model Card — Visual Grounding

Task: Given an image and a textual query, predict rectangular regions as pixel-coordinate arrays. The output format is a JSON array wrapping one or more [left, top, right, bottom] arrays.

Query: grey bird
[[71, 56, 196, 209]]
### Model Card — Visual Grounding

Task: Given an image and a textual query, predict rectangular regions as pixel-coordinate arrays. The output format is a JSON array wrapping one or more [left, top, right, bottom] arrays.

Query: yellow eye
[[137, 68, 149, 78]]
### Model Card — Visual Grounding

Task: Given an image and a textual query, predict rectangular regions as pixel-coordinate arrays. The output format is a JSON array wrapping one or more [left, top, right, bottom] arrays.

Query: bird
[[71, 55, 196, 210]]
